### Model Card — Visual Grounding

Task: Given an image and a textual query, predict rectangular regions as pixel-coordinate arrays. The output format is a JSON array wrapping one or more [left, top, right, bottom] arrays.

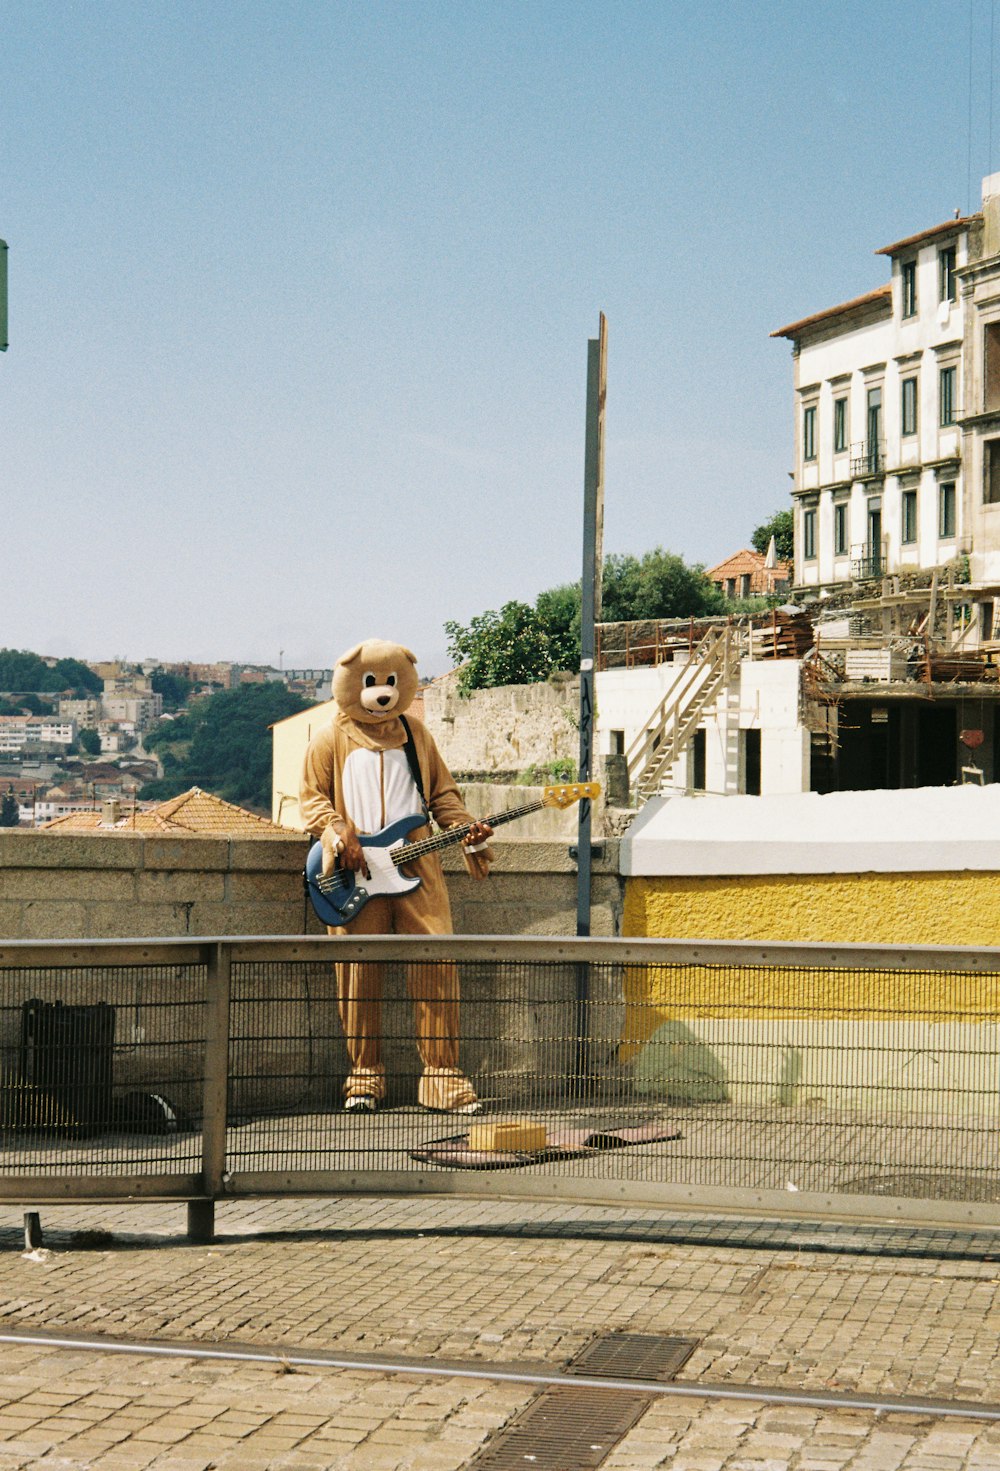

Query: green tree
[[78, 727, 102, 756], [601, 548, 724, 622], [139, 682, 312, 811], [446, 549, 724, 691], [0, 648, 100, 696], [150, 668, 194, 710], [145, 712, 195, 750], [751, 510, 794, 563], [0, 786, 19, 827], [445, 602, 562, 694], [534, 581, 582, 669]]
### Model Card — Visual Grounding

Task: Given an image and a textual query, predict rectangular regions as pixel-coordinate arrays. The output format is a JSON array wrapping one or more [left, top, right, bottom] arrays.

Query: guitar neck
[[393, 801, 545, 867]]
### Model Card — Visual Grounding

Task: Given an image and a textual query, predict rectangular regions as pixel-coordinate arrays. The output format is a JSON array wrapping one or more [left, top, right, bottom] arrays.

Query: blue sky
[[2, 1, 994, 672]]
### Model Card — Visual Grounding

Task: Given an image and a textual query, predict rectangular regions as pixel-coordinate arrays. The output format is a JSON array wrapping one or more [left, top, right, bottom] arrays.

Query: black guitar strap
[[399, 714, 429, 816]]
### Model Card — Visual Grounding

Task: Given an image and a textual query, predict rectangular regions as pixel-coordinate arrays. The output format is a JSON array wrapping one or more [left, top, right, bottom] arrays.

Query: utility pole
[[0, 240, 7, 352], [573, 313, 607, 1093], [575, 312, 607, 938]]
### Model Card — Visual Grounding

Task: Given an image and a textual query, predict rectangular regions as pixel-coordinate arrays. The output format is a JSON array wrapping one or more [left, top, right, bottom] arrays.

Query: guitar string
[[314, 804, 538, 895], [313, 792, 593, 897]]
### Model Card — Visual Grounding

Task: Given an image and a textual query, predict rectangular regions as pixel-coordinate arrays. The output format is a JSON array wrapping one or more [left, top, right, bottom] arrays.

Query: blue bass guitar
[[305, 781, 599, 927]]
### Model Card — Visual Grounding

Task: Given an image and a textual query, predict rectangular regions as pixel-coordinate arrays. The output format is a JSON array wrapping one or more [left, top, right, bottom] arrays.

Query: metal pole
[[192, 940, 231, 1242], [576, 313, 607, 935], [574, 314, 607, 1090]]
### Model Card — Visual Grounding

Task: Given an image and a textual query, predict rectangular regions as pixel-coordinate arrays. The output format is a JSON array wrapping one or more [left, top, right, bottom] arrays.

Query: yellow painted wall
[[624, 871, 1000, 947], [271, 700, 337, 830], [620, 872, 1000, 1060]]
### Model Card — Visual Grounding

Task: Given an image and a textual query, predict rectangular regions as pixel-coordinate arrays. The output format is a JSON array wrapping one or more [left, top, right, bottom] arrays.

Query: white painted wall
[[596, 659, 809, 798], [786, 219, 969, 590], [622, 783, 1000, 875]]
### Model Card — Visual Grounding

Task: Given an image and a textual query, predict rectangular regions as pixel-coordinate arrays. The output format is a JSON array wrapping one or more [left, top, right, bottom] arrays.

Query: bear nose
[[377, 694, 391, 707]]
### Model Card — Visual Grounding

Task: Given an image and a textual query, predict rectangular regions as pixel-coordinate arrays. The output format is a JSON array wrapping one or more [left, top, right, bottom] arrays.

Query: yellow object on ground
[[468, 1120, 547, 1152]]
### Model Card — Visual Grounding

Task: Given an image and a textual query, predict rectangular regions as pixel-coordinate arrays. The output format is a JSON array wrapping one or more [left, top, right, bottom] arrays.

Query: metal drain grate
[[565, 1331, 699, 1382], [469, 1386, 651, 1470]]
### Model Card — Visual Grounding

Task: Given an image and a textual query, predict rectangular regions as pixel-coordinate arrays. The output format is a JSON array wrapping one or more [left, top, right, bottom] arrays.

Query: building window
[[739, 572, 751, 598], [901, 260, 918, 317], [901, 376, 918, 436], [985, 324, 1000, 411], [939, 365, 957, 426], [742, 728, 761, 796], [865, 385, 883, 470], [691, 729, 706, 792], [901, 488, 918, 544], [986, 440, 1000, 504], [939, 480, 956, 538], [834, 502, 848, 555], [803, 404, 817, 461], [802, 508, 817, 560], [940, 246, 957, 303], [833, 396, 847, 452]]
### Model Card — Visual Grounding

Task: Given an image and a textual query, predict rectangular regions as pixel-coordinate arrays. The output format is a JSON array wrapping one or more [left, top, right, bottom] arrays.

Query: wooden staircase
[[626, 625, 740, 799]]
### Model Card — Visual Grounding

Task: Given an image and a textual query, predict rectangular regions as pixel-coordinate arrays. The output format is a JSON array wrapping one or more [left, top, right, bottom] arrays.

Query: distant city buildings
[[0, 715, 76, 753], [0, 654, 334, 826]]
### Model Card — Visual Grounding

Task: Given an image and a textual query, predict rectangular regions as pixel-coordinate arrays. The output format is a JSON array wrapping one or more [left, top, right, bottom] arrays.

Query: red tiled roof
[[875, 215, 979, 256], [771, 285, 892, 341], [706, 548, 791, 595], [41, 786, 294, 836]]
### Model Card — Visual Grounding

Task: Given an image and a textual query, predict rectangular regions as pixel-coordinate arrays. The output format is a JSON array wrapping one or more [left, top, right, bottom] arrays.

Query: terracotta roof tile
[[771, 284, 892, 340], [875, 215, 979, 256], [40, 787, 293, 836]]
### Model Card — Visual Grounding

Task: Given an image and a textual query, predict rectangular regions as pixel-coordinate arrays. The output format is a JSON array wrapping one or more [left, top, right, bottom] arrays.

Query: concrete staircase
[[626, 625, 740, 799]]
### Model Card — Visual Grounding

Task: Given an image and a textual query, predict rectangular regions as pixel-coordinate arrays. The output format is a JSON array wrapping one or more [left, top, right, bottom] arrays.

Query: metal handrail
[[4, 934, 1000, 1240]]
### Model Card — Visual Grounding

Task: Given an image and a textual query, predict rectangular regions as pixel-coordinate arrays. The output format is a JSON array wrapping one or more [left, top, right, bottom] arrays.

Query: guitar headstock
[[541, 781, 601, 809]]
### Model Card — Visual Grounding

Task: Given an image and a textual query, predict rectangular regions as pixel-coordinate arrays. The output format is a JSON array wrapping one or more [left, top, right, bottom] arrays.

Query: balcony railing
[[850, 542, 883, 579], [850, 440, 886, 478]]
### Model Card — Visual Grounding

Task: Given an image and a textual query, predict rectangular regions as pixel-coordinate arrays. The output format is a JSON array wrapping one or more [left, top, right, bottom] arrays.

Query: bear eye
[[386, 673, 397, 687], [363, 672, 377, 688]]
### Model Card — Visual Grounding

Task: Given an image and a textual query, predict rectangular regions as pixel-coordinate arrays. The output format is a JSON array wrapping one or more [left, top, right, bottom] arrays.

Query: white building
[[101, 694, 163, 731], [771, 174, 1000, 595], [0, 716, 76, 753], [596, 658, 809, 798]]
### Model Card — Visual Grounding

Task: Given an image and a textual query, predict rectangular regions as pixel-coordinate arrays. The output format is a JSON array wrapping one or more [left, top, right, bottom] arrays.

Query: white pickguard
[[359, 839, 421, 899]]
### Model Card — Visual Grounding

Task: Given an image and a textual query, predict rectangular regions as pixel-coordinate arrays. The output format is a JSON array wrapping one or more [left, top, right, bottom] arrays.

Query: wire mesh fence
[[3, 937, 1000, 1212], [0, 949, 206, 1177]]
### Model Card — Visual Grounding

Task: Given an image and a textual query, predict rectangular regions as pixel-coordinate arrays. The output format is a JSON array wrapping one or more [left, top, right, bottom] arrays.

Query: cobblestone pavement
[[1, 1197, 1000, 1468]]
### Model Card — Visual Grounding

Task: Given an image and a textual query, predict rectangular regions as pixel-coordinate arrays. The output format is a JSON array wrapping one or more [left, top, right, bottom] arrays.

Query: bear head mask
[[332, 639, 419, 726]]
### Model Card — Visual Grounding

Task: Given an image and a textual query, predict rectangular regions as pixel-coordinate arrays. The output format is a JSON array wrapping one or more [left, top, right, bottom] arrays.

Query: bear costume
[[299, 638, 492, 1114]]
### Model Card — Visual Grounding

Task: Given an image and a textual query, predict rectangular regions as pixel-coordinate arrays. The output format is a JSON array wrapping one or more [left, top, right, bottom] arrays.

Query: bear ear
[[400, 646, 417, 666], [337, 644, 364, 667]]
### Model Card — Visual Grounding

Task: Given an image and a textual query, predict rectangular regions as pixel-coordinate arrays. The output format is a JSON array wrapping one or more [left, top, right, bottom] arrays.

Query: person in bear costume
[[299, 638, 493, 1114]]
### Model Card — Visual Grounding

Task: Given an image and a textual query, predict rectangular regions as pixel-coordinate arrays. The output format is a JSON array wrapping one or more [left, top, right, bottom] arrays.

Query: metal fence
[[2, 935, 1000, 1236]]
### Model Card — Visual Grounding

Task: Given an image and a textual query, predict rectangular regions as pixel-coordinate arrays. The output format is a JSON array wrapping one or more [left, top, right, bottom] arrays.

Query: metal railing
[[850, 439, 886, 477], [3, 935, 1000, 1236], [850, 541, 884, 580]]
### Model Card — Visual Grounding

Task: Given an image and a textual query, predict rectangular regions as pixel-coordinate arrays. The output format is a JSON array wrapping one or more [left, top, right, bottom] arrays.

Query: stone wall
[[0, 832, 624, 1115], [0, 831, 624, 941], [423, 673, 580, 775], [0, 831, 314, 940]]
